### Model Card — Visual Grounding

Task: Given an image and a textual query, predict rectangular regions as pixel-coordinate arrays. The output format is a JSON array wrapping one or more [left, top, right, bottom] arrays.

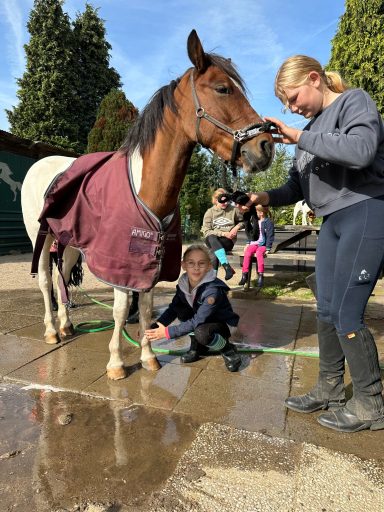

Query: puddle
[[0, 382, 198, 511]]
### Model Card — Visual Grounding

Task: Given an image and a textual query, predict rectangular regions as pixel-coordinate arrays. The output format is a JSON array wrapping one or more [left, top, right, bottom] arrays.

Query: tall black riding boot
[[257, 273, 264, 287], [285, 319, 346, 413], [328, 328, 383, 421], [127, 291, 139, 324], [318, 327, 384, 432]]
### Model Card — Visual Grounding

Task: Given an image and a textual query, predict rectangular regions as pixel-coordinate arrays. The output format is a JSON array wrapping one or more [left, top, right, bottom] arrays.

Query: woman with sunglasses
[[201, 188, 244, 280]]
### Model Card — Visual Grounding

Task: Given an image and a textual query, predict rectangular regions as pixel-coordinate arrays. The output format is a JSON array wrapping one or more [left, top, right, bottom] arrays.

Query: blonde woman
[[243, 55, 384, 433]]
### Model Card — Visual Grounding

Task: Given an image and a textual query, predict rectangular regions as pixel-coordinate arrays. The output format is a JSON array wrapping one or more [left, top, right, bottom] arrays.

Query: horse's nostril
[[260, 140, 272, 157]]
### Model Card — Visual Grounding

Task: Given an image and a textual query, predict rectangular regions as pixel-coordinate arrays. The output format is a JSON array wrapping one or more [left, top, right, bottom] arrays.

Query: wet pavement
[[1, 254, 384, 511]]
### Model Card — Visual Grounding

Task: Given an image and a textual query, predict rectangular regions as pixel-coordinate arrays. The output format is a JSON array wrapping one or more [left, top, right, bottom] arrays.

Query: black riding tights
[[316, 196, 384, 335]]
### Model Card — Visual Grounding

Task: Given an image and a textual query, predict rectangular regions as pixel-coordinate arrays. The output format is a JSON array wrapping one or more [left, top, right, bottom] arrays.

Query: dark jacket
[[243, 206, 260, 241], [244, 208, 274, 250], [257, 217, 275, 250], [157, 271, 239, 339]]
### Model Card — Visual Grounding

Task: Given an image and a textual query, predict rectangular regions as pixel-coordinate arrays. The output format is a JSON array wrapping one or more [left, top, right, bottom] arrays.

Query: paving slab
[[0, 333, 59, 377], [6, 342, 108, 391], [85, 363, 201, 410], [173, 368, 288, 434]]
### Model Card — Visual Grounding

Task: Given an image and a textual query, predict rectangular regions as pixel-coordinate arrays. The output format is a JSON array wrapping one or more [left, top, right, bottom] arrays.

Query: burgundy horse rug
[[31, 151, 182, 293]]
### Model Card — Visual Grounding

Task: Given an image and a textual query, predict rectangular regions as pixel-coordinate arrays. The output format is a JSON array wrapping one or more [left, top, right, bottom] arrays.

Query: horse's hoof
[[107, 367, 127, 380], [45, 334, 60, 345], [60, 324, 75, 337], [141, 357, 161, 371]]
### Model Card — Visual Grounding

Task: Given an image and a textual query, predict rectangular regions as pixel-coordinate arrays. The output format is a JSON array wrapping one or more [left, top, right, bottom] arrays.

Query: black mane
[[119, 53, 246, 156]]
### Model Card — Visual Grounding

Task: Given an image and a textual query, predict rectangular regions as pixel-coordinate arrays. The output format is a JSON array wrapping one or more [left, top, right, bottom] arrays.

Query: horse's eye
[[215, 85, 231, 95]]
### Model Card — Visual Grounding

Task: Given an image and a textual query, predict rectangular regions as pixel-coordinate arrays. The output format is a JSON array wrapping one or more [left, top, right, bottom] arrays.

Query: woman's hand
[[144, 322, 166, 341], [228, 226, 240, 239], [264, 116, 303, 145]]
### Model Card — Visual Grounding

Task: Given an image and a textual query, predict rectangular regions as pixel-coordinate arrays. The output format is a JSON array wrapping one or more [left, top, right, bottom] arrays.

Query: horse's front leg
[[139, 289, 161, 371], [38, 236, 59, 344], [107, 288, 129, 380]]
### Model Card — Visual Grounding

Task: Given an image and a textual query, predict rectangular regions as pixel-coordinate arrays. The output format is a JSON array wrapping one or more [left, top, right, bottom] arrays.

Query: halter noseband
[[190, 71, 273, 177]]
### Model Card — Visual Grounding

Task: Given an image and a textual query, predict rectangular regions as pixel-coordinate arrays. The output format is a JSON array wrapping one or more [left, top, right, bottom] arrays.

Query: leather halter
[[189, 71, 273, 177]]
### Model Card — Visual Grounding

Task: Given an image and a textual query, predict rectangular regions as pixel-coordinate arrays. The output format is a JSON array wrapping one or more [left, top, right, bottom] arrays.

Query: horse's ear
[[187, 29, 209, 73]]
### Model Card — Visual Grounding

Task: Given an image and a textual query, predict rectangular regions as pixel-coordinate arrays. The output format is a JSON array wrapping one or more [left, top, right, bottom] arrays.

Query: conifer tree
[[327, 0, 384, 115], [87, 89, 138, 153], [6, 0, 79, 151], [73, 4, 121, 150]]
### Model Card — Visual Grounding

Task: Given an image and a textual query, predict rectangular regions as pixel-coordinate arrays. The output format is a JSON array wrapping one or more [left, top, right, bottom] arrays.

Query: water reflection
[[0, 383, 197, 511]]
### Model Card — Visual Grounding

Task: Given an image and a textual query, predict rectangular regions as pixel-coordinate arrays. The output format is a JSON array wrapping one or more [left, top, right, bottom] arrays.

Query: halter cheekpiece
[[190, 71, 274, 177]]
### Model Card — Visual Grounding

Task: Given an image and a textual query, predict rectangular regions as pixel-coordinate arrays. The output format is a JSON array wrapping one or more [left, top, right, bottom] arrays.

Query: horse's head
[[178, 30, 274, 174]]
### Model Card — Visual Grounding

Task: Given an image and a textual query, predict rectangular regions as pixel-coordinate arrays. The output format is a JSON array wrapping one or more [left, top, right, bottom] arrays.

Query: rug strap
[[31, 219, 49, 275]]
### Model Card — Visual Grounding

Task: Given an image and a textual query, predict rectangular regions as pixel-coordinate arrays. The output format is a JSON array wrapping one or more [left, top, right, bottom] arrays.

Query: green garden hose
[[75, 288, 384, 367]]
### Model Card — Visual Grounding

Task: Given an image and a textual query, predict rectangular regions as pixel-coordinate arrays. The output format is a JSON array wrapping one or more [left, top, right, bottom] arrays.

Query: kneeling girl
[[144, 244, 241, 372]]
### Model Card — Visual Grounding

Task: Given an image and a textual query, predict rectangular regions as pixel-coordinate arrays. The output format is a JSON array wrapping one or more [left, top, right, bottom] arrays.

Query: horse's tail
[[68, 255, 84, 287]]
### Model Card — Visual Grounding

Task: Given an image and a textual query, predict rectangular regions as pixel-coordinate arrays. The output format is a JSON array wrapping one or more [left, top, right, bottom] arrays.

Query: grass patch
[[254, 271, 315, 301]]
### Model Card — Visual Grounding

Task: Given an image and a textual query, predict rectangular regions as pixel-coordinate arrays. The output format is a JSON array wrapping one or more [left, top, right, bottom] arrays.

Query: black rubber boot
[[285, 319, 346, 413], [238, 272, 249, 286], [222, 263, 235, 281], [127, 291, 139, 324], [257, 273, 264, 287], [180, 336, 200, 363], [221, 342, 241, 372]]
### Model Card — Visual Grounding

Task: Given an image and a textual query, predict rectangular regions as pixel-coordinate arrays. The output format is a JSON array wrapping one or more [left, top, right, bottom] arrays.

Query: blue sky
[[0, 0, 345, 133]]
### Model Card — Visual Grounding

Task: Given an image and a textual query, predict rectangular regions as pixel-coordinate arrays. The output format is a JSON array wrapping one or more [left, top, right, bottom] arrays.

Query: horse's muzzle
[[240, 135, 274, 173]]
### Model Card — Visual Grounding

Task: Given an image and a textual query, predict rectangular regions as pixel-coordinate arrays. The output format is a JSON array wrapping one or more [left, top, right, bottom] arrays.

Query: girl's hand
[[144, 322, 166, 340], [264, 116, 303, 145]]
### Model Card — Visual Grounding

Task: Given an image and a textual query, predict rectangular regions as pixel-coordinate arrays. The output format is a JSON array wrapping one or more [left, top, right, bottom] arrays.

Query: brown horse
[[21, 30, 274, 380]]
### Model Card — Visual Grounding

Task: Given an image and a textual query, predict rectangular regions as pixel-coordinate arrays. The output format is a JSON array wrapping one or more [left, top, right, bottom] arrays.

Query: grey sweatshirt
[[201, 204, 244, 237], [267, 88, 384, 217]]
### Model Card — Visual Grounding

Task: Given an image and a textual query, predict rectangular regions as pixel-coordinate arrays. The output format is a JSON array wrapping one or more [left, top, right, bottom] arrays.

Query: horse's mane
[[119, 53, 246, 156]]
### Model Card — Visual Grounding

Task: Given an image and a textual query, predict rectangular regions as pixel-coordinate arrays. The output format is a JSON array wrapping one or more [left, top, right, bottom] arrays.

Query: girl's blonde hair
[[274, 55, 349, 108], [212, 188, 227, 204], [256, 204, 269, 215], [182, 243, 212, 262]]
